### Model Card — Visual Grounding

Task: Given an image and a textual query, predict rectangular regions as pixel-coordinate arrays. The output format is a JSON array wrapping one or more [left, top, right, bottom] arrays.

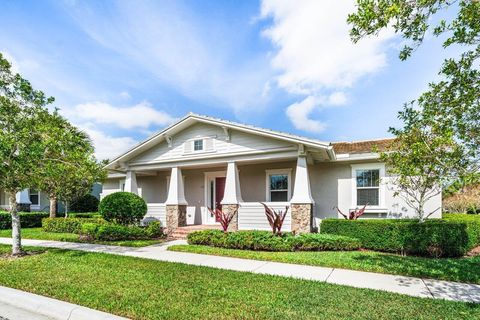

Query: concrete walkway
[[1, 238, 479, 304], [0, 285, 127, 320]]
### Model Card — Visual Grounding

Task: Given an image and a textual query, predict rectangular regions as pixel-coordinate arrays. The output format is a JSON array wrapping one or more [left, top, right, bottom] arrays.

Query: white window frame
[[350, 163, 386, 210], [29, 189, 40, 209], [265, 169, 292, 202], [193, 139, 204, 151], [183, 136, 216, 155]]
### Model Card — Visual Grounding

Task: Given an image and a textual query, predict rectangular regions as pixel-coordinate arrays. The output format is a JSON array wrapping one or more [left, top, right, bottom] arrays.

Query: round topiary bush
[[99, 192, 147, 225], [71, 194, 100, 213]]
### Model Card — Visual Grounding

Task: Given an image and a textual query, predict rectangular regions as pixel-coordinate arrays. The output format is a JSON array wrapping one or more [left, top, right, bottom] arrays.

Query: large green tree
[[36, 110, 106, 217], [0, 53, 53, 255], [349, 0, 480, 216]]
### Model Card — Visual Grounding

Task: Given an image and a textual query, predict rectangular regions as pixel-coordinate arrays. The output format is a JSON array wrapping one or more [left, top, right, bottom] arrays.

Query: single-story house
[[102, 113, 441, 233]]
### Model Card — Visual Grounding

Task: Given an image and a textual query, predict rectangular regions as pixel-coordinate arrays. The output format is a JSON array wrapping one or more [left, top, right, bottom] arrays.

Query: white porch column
[[165, 167, 187, 232], [290, 155, 313, 233], [16, 189, 31, 204], [221, 161, 242, 231], [221, 161, 243, 204], [124, 170, 138, 194], [290, 156, 313, 204], [16, 189, 31, 212]]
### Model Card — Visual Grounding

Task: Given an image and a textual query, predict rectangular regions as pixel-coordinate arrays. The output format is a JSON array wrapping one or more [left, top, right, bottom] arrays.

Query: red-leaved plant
[[260, 202, 289, 235], [335, 204, 368, 220], [207, 206, 238, 232]]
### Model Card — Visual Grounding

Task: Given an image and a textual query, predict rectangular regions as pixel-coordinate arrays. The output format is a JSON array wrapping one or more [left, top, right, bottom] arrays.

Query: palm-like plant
[[335, 204, 368, 220], [260, 203, 289, 235], [207, 206, 238, 232]]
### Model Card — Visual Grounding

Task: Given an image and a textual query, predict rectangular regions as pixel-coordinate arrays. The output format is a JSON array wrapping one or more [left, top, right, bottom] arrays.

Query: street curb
[[0, 286, 128, 320]]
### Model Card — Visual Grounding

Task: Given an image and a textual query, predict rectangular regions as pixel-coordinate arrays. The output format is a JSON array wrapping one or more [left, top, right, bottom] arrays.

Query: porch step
[[169, 225, 222, 240]]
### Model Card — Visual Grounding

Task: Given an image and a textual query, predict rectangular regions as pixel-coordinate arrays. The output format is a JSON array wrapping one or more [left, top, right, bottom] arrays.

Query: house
[[102, 113, 442, 233], [0, 184, 102, 213]]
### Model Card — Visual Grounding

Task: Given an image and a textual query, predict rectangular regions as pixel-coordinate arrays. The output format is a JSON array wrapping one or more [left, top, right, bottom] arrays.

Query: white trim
[[203, 171, 226, 224], [29, 189, 40, 210], [265, 169, 292, 202], [350, 163, 386, 210]]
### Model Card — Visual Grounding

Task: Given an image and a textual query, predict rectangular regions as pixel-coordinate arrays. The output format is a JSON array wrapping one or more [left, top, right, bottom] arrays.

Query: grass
[[168, 245, 480, 284], [0, 245, 477, 319], [0, 228, 163, 247]]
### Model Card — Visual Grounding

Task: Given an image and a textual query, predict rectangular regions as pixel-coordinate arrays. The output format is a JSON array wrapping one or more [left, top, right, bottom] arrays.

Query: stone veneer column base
[[222, 204, 239, 232], [291, 203, 312, 234], [166, 204, 187, 233], [16, 203, 31, 212]]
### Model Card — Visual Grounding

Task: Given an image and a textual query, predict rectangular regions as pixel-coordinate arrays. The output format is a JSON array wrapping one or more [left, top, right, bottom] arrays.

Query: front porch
[[103, 156, 315, 234]]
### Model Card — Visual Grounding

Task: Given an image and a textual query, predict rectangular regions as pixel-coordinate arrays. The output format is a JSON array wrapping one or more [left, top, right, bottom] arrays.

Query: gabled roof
[[332, 138, 395, 154], [105, 113, 334, 169]]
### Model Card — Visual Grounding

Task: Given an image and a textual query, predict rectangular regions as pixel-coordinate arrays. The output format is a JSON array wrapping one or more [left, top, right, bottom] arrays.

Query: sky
[[0, 0, 457, 160]]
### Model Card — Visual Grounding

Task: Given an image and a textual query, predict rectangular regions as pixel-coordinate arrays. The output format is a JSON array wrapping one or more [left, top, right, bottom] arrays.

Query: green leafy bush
[[187, 230, 360, 252], [99, 192, 147, 225], [80, 221, 163, 241], [68, 212, 102, 219], [0, 212, 49, 229], [42, 217, 106, 234], [321, 217, 480, 257], [70, 194, 100, 213]]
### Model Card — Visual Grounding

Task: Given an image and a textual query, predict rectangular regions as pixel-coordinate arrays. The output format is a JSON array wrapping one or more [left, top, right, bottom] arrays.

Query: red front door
[[215, 177, 226, 220]]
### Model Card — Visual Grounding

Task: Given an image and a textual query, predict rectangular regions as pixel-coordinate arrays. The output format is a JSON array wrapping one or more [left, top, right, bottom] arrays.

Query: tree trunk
[[49, 196, 57, 218], [9, 192, 23, 256], [64, 201, 69, 218]]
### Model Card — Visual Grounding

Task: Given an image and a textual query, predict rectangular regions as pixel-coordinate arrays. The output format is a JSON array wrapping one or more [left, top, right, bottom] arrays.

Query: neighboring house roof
[[332, 138, 395, 154]]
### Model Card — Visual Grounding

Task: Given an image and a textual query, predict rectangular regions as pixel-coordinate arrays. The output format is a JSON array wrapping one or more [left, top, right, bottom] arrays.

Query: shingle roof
[[332, 138, 395, 154]]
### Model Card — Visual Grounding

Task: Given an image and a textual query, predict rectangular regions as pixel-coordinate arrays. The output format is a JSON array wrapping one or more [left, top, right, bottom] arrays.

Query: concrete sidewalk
[[0, 285, 127, 320], [0, 237, 479, 303]]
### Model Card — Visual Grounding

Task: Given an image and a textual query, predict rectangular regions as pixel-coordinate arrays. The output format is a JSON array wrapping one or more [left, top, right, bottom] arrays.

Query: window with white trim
[[266, 169, 291, 202], [29, 189, 40, 206], [355, 169, 380, 206], [193, 139, 203, 151]]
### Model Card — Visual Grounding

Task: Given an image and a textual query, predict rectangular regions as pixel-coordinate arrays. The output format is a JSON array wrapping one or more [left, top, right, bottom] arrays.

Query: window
[[266, 169, 291, 202], [29, 189, 39, 206], [193, 139, 203, 151], [356, 169, 380, 206]]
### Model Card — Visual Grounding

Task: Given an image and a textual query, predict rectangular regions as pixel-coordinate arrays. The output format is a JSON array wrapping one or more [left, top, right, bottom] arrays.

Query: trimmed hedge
[[80, 221, 163, 241], [42, 218, 106, 234], [187, 230, 361, 252], [0, 212, 49, 229], [99, 192, 147, 225], [321, 217, 480, 257], [68, 212, 102, 219], [70, 194, 99, 213]]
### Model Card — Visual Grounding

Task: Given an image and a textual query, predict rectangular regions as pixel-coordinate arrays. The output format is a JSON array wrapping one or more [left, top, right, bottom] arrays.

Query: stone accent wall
[[16, 203, 31, 212], [291, 203, 312, 233], [166, 204, 187, 232], [222, 204, 239, 232]]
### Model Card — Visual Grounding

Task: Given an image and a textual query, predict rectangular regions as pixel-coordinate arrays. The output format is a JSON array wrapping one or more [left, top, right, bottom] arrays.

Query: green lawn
[[168, 245, 480, 284], [0, 245, 477, 319], [0, 228, 163, 247]]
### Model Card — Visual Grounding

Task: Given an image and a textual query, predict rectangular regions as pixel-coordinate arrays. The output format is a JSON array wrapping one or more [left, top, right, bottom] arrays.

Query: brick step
[[168, 225, 222, 240]]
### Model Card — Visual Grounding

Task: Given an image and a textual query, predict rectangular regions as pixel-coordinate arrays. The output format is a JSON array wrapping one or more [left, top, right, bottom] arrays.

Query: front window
[[29, 189, 39, 206], [356, 169, 380, 206], [193, 139, 203, 151], [268, 173, 289, 202]]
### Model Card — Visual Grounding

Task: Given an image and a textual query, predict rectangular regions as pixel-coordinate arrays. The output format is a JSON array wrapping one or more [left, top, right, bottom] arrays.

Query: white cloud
[[261, 0, 394, 131], [69, 101, 176, 130], [1, 50, 20, 74], [286, 96, 326, 133], [119, 91, 131, 100], [77, 123, 138, 161]]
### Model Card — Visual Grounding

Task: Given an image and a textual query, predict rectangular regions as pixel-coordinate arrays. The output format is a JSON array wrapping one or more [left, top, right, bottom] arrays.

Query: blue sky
[[0, 0, 456, 160]]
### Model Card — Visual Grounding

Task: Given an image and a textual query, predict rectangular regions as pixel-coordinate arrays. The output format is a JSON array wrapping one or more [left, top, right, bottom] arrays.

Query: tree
[[0, 53, 53, 255], [348, 0, 480, 217], [349, 1, 480, 176], [35, 110, 106, 217]]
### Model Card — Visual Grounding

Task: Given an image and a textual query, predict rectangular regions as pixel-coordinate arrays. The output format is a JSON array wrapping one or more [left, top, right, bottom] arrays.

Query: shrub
[[80, 222, 163, 241], [261, 203, 288, 235], [42, 217, 106, 234], [99, 192, 147, 225], [68, 212, 102, 219], [187, 230, 360, 252], [0, 212, 49, 229], [207, 206, 237, 232], [321, 217, 480, 257], [70, 194, 100, 213]]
